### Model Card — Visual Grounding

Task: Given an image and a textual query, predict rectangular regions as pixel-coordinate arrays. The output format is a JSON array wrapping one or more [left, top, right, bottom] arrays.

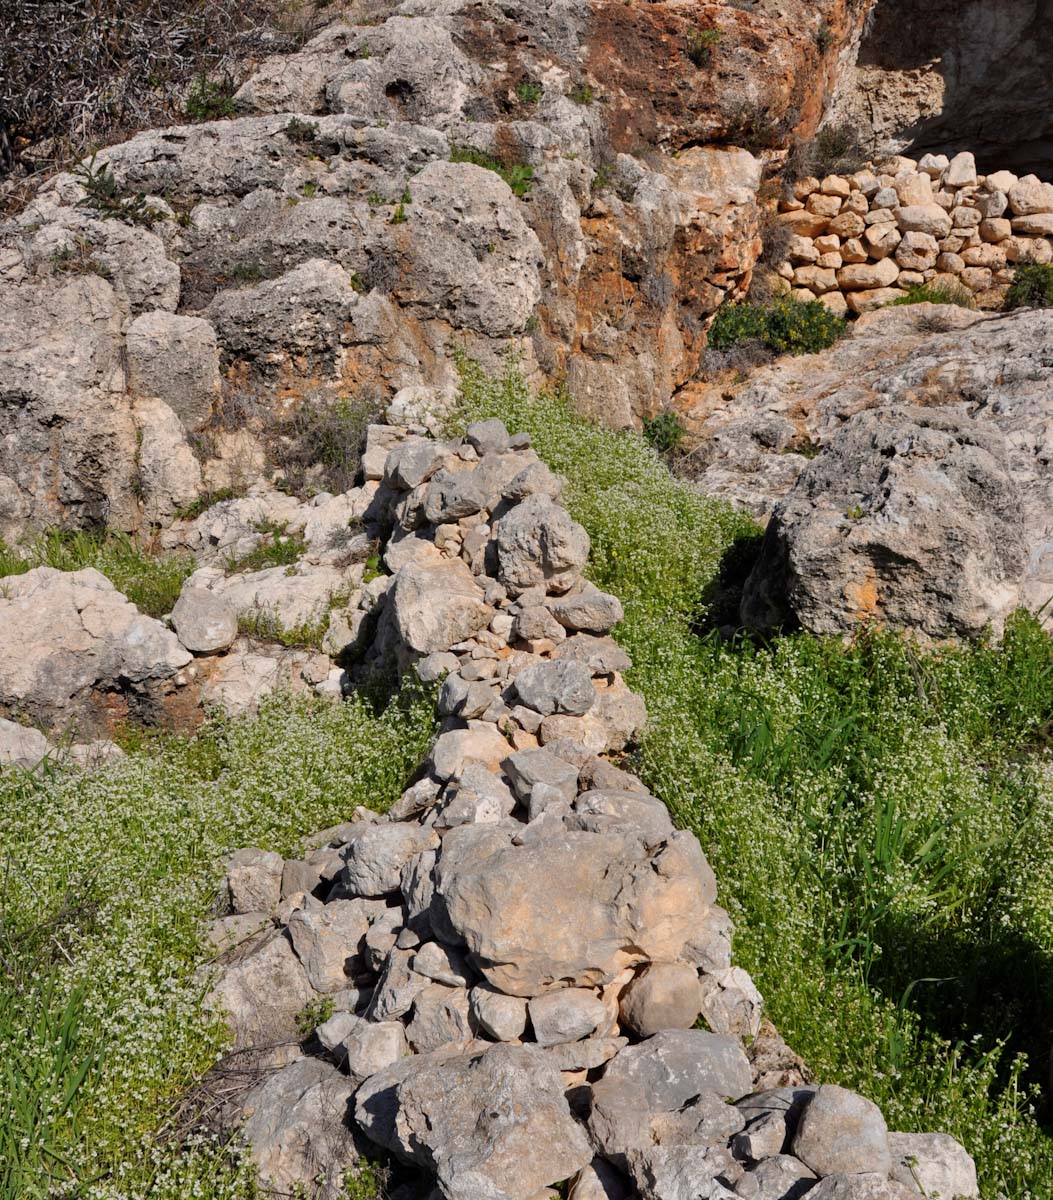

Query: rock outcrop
[[741, 405, 1026, 638], [200, 418, 977, 1199], [683, 303, 1053, 630], [0, 0, 879, 540]]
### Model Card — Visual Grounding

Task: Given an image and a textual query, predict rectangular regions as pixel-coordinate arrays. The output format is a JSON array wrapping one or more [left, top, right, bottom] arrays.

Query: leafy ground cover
[[1, 691, 434, 1199], [451, 358, 1053, 1200]]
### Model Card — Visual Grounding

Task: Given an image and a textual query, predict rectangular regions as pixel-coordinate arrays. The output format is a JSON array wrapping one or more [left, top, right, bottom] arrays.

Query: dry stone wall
[[207, 418, 981, 1200], [775, 150, 1053, 313]]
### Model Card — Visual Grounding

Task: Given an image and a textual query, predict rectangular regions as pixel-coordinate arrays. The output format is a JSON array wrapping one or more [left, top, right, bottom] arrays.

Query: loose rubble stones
[[203, 420, 981, 1200]]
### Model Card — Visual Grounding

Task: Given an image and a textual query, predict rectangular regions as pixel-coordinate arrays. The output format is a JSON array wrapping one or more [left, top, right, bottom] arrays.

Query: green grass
[[450, 358, 1053, 1199], [224, 519, 306, 573], [0, 530, 193, 618], [890, 281, 977, 309], [0, 688, 434, 1199]]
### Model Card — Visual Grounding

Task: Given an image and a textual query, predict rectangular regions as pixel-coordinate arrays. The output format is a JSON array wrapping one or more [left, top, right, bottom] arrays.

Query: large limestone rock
[[390, 559, 493, 653], [125, 311, 220, 430], [435, 828, 717, 995], [791, 1085, 892, 1178], [685, 307, 1053, 622], [206, 933, 317, 1051], [0, 567, 191, 730], [355, 1043, 593, 1198], [741, 405, 1026, 639], [237, 1057, 359, 1199], [887, 1131, 979, 1199], [496, 494, 591, 594]]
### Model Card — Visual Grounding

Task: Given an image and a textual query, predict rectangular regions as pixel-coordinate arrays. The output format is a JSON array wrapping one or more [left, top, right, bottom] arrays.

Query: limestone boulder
[[390, 559, 494, 653], [496, 494, 590, 593], [206, 933, 316, 1050], [887, 1131, 979, 1199], [394, 161, 545, 338], [619, 962, 703, 1037], [0, 567, 191, 730], [791, 1085, 892, 1178], [0, 719, 50, 770], [171, 586, 238, 655], [237, 1057, 358, 1199], [355, 1043, 593, 1198], [741, 406, 1026, 639], [435, 829, 717, 995]]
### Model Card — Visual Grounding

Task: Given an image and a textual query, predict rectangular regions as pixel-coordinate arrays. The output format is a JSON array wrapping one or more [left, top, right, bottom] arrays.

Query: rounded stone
[[171, 586, 238, 654], [791, 1084, 892, 1178], [618, 962, 702, 1037]]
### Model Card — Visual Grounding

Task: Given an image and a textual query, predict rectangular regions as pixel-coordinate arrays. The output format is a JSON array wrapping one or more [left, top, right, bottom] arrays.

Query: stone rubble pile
[[776, 150, 1053, 312], [206, 419, 980, 1200]]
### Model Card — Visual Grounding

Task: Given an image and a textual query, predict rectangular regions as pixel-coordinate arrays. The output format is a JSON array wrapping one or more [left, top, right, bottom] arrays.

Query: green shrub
[[709, 294, 846, 356], [0, 530, 192, 618], [184, 72, 235, 121], [516, 81, 542, 105], [450, 359, 1053, 1199], [450, 146, 535, 197], [643, 411, 686, 456], [569, 82, 593, 105], [890, 281, 977, 309], [1003, 263, 1053, 311], [685, 27, 722, 67]]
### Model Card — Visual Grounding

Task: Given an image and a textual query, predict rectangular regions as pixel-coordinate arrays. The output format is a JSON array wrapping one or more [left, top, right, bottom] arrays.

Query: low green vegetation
[[451, 358, 1053, 1199], [708, 294, 846, 356], [224, 519, 305, 573], [73, 154, 164, 227], [1004, 263, 1053, 312], [642, 410, 687, 456], [449, 146, 535, 197], [685, 27, 722, 68], [891, 280, 977, 309], [0, 689, 434, 1199], [184, 73, 236, 122], [516, 81, 542, 105], [0, 530, 192, 618]]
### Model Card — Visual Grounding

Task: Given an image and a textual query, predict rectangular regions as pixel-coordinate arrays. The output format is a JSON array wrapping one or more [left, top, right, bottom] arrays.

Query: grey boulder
[[791, 1085, 892, 1178], [742, 406, 1026, 640], [171, 586, 238, 654], [355, 1043, 593, 1198]]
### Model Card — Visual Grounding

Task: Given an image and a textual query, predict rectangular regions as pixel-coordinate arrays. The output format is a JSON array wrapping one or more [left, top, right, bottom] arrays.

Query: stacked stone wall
[[775, 151, 1053, 313]]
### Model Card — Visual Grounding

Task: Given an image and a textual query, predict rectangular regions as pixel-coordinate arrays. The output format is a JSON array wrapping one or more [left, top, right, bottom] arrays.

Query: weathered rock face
[[0, 567, 192, 732], [0, 0, 877, 538], [831, 0, 1053, 178], [683, 305, 1053, 625], [741, 405, 1026, 639]]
